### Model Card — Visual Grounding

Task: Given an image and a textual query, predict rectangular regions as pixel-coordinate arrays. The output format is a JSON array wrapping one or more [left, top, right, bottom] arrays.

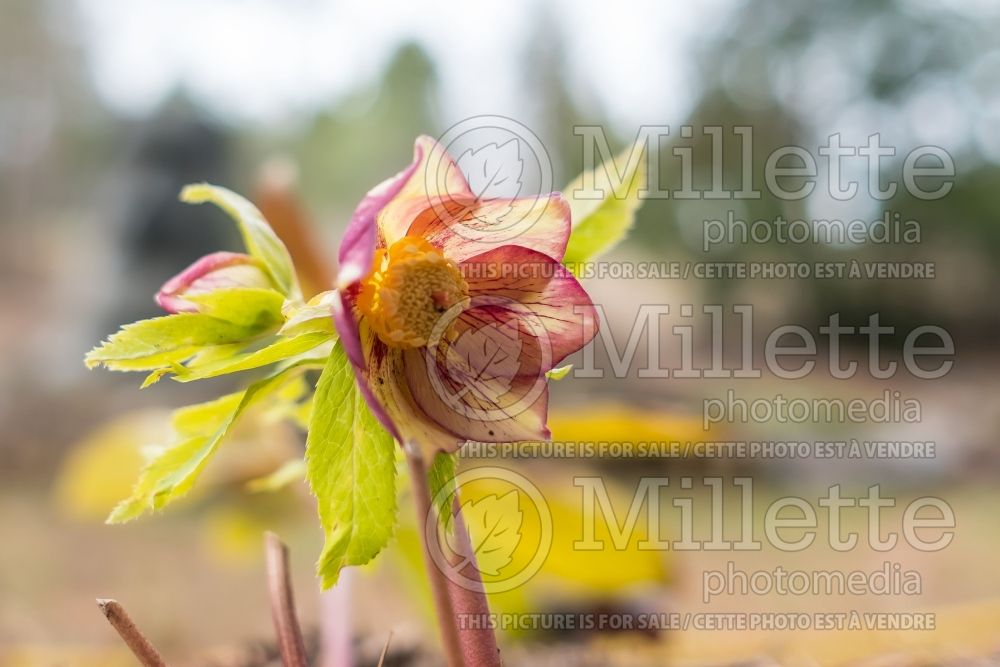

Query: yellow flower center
[[357, 235, 469, 349]]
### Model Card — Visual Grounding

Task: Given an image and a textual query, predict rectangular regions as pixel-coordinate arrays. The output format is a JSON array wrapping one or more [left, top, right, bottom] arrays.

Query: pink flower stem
[[446, 493, 502, 666], [404, 443, 467, 667], [318, 568, 354, 667]]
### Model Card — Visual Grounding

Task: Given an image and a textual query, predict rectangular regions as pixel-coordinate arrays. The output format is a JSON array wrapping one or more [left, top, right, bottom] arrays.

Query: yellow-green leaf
[[185, 287, 285, 328], [172, 391, 244, 437], [85, 314, 260, 372], [181, 184, 300, 299], [279, 291, 337, 336], [545, 364, 573, 381], [188, 343, 246, 365], [307, 342, 396, 589], [172, 332, 331, 383], [562, 143, 647, 269], [52, 410, 170, 521], [107, 364, 306, 523], [428, 451, 458, 531]]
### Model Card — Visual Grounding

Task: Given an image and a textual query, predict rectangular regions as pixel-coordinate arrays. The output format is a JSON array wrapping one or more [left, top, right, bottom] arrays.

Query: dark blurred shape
[[107, 98, 238, 328]]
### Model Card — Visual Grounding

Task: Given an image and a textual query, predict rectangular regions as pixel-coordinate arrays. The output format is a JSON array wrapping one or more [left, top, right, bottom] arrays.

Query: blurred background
[[3, 0, 1000, 664]]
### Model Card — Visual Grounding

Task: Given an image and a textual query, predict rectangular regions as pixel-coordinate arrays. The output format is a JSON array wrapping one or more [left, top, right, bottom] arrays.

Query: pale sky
[[73, 0, 738, 131], [71, 0, 1000, 170]]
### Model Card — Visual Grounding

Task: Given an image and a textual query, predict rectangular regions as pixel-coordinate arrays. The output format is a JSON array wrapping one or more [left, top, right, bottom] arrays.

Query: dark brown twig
[[96, 598, 168, 667], [264, 532, 309, 667]]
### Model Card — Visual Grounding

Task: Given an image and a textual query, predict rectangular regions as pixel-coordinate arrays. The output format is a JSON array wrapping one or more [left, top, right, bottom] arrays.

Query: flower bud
[[156, 251, 272, 313]]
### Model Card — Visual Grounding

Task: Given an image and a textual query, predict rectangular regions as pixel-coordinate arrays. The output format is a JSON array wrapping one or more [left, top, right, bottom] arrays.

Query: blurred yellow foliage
[[389, 462, 672, 637], [201, 502, 278, 565], [548, 403, 707, 446], [52, 399, 304, 524], [464, 471, 671, 605], [0, 646, 135, 667], [51, 410, 171, 521]]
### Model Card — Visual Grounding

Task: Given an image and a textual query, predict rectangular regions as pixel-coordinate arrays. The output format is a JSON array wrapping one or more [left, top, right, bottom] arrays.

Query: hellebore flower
[[332, 136, 598, 453], [156, 251, 273, 314]]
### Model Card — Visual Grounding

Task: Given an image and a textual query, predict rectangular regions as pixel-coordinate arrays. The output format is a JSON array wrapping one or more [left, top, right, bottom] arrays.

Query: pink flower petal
[[342, 318, 548, 452], [405, 193, 572, 264], [403, 347, 550, 445], [376, 136, 475, 246], [331, 136, 599, 453], [451, 305, 547, 380], [337, 147, 424, 288], [363, 324, 476, 451], [338, 136, 474, 287], [333, 135, 475, 446], [459, 245, 599, 369], [156, 251, 266, 314], [330, 289, 402, 442]]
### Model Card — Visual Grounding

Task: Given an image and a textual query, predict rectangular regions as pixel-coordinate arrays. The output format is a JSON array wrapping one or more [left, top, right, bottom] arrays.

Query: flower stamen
[[357, 236, 468, 348]]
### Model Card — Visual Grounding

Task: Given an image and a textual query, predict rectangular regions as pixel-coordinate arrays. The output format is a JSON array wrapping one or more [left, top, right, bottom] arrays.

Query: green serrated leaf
[[85, 314, 260, 372], [546, 364, 573, 381], [307, 342, 396, 589], [141, 368, 172, 388], [106, 435, 210, 523], [185, 287, 285, 328], [96, 348, 202, 373], [183, 343, 248, 369], [428, 451, 458, 532], [107, 364, 306, 523], [172, 391, 244, 437], [172, 332, 331, 383], [562, 143, 647, 270], [181, 184, 300, 299]]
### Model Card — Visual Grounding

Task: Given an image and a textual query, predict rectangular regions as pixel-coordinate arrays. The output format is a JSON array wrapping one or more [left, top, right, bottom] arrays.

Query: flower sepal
[[156, 251, 285, 328]]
